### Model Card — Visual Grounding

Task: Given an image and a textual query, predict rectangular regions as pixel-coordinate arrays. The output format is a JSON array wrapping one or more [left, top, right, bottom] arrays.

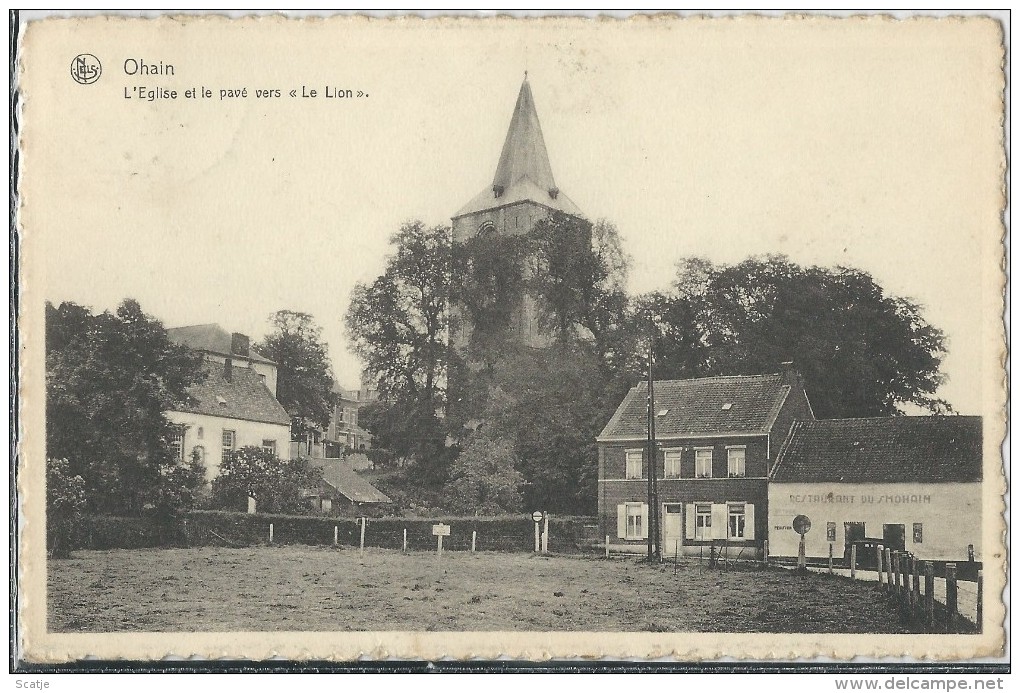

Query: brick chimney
[[224, 357, 233, 382], [231, 332, 250, 357]]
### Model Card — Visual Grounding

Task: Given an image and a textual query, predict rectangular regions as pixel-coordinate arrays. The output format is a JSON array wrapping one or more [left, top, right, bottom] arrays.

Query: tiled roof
[[166, 323, 275, 365], [310, 458, 391, 504], [172, 361, 291, 426], [771, 416, 982, 484], [453, 78, 582, 219], [598, 373, 792, 440]]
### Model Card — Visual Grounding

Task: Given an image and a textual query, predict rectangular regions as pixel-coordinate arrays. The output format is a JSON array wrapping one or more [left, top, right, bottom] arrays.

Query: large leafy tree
[[256, 310, 335, 433], [443, 435, 524, 516], [210, 446, 323, 515], [644, 255, 950, 418], [45, 299, 206, 515], [345, 221, 453, 474]]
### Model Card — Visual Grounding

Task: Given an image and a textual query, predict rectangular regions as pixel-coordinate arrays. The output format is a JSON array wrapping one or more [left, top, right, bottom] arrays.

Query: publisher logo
[[70, 54, 101, 85]]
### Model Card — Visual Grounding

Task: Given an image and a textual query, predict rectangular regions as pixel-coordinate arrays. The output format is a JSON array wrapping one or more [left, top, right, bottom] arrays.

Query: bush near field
[[67, 511, 598, 554]]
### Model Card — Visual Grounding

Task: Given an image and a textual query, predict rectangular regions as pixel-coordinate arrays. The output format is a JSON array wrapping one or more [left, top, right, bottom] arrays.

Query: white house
[[165, 324, 291, 481], [768, 416, 982, 563]]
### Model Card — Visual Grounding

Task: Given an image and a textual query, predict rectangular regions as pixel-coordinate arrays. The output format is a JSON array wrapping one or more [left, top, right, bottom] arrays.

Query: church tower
[[451, 76, 584, 348]]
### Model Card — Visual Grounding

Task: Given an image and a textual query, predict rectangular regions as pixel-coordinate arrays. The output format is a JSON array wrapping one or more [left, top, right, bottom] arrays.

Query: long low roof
[[310, 458, 392, 504], [771, 416, 982, 484], [598, 373, 792, 440]]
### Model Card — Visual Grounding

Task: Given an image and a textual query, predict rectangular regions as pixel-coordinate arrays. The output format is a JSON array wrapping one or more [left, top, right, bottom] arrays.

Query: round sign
[[531, 510, 544, 523], [793, 515, 812, 535]]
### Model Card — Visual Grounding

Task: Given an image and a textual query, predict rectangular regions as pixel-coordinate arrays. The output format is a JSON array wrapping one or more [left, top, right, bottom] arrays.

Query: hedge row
[[68, 511, 599, 554]]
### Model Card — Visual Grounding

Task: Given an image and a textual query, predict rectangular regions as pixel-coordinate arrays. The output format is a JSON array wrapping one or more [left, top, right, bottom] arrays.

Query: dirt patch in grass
[[48, 546, 917, 633]]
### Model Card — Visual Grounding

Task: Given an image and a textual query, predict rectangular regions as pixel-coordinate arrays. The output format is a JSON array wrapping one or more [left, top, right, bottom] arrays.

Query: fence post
[[977, 569, 983, 631], [542, 513, 549, 554], [763, 539, 769, 567], [403, 528, 408, 553], [359, 517, 366, 557], [333, 525, 338, 547], [884, 548, 893, 592], [850, 544, 857, 579], [828, 543, 833, 574], [891, 551, 900, 598], [472, 530, 477, 553], [605, 534, 610, 559], [924, 561, 935, 628], [946, 562, 959, 632], [876, 544, 885, 585], [910, 556, 919, 616], [269, 523, 274, 544]]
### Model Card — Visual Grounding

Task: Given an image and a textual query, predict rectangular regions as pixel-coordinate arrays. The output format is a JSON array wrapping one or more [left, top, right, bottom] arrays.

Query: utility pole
[[646, 318, 661, 561]]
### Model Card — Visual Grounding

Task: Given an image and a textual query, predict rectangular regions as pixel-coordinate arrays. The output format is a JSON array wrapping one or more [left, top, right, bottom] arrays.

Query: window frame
[[261, 439, 277, 455], [625, 502, 644, 539], [625, 449, 643, 480], [222, 429, 236, 455], [728, 502, 746, 539], [726, 445, 746, 478], [695, 503, 713, 540], [912, 522, 923, 544], [169, 426, 185, 462], [694, 447, 713, 479], [663, 448, 683, 479]]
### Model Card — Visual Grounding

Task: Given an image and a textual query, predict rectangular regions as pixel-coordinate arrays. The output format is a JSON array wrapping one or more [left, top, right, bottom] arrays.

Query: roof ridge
[[635, 372, 783, 386]]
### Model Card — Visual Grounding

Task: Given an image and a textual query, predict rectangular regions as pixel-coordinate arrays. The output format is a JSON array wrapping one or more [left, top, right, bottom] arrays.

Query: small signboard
[[432, 523, 451, 537], [531, 510, 544, 523]]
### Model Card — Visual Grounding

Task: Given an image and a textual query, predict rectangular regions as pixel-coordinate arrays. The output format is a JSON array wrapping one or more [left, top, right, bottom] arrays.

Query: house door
[[662, 504, 684, 557], [883, 524, 906, 552]]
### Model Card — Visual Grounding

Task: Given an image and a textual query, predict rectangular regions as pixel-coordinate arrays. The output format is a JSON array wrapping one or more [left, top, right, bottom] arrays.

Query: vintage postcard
[[15, 13, 1007, 663]]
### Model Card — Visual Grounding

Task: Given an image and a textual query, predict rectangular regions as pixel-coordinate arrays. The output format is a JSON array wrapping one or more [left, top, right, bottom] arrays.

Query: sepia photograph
[[13, 12, 1007, 664]]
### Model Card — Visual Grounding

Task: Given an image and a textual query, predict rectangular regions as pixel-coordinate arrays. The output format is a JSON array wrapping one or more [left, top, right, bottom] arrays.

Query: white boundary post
[[542, 513, 549, 554], [471, 530, 477, 553], [403, 528, 408, 553], [437, 532, 443, 558], [534, 520, 540, 553], [269, 523, 274, 543], [359, 517, 366, 556], [605, 535, 610, 559], [333, 525, 338, 546]]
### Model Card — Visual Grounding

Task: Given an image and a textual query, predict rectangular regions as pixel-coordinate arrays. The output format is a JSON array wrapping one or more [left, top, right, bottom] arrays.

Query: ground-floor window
[[826, 521, 837, 542], [695, 504, 712, 540], [728, 503, 746, 539], [626, 503, 643, 539], [912, 523, 923, 543], [262, 439, 277, 455]]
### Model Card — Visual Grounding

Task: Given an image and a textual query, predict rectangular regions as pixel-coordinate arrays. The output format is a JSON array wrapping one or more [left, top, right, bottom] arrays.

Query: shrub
[[46, 458, 86, 558]]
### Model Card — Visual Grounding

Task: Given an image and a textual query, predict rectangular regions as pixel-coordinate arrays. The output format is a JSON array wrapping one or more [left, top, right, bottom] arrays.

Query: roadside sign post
[[531, 511, 544, 553], [432, 523, 450, 558], [793, 515, 811, 572]]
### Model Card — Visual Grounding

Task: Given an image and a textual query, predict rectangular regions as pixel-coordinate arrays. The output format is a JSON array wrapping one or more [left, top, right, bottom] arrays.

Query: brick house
[[768, 415, 982, 563], [596, 365, 813, 558]]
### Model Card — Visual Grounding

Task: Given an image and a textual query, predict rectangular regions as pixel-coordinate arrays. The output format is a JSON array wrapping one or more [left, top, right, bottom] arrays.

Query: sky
[[24, 16, 1004, 415]]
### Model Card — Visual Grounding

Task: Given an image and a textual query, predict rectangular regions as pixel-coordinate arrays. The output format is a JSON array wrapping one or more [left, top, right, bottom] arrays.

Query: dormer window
[[492, 185, 504, 198], [549, 187, 559, 199], [721, 402, 733, 410], [216, 395, 227, 406]]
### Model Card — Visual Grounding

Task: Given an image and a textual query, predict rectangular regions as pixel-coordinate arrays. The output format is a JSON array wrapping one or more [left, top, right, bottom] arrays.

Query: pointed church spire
[[491, 77, 558, 199]]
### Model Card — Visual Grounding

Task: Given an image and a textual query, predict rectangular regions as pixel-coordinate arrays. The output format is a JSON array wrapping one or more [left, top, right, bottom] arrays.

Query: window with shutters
[[695, 448, 713, 478], [663, 449, 682, 478], [625, 450, 643, 479], [728, 503, 746, 539], [726, 446, 746, 477], [695, 503, 712, 540], [625, 503, 643, 539]]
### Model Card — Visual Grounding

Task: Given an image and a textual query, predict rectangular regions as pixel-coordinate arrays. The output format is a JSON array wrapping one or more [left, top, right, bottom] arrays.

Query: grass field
[[48, 545, 918, 633]]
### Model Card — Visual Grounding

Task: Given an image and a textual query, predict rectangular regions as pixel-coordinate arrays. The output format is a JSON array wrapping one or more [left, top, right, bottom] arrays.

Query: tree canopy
[[642, 255, 950, 418], [256, 310, 335, 432], [45, 299, 207, 515], [210, 446, 323, 515]]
